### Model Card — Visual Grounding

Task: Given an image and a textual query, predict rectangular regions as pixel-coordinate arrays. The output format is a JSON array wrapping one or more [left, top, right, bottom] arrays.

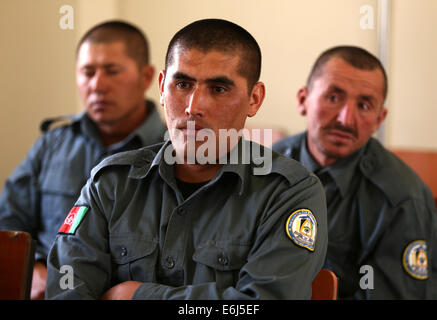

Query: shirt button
[[164, 256, 175, 269], [218, 256, 229, 266], [120, 247, 128, 257], [361, 157, 374, 172]]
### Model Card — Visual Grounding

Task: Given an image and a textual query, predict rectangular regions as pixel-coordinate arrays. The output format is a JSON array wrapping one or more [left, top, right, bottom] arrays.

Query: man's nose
[[336, 101, 357, 127], [185, 87, 206, 117], [89, 70, 109, 92]]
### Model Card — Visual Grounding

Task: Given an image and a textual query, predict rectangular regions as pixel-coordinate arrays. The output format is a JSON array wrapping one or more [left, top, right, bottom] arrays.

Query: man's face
[[159, 48, 264, 160], [76, 41, 153, 127], [298, 57, 387, 166]]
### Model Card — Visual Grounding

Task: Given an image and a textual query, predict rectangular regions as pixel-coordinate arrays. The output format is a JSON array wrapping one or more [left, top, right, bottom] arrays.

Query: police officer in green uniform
[[273, 46, 437, 299], [45, 19, 328, 300], [0, 21, 166, 299]]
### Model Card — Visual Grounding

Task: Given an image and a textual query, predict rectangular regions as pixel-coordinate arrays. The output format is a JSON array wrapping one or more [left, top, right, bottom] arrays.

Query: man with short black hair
[[273, 45, 437, 299], [45, 19, 328, 300], [0, 20, 166, 299]]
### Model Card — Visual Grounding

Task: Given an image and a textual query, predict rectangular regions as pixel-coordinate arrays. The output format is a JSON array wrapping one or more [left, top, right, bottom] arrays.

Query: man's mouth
[[89, 100, 113, 110], [177, 121, 206, 135], [326, 127, 357, 143]]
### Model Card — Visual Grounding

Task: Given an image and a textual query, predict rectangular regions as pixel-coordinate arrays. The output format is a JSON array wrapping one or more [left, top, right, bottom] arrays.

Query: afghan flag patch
[[58, 206, 89, 235]]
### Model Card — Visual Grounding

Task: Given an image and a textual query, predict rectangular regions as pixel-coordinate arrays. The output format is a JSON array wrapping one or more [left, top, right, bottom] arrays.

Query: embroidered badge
[[285, 209, 317, 251], [402, 240, 428, 280], [58, 206, 89, 235]]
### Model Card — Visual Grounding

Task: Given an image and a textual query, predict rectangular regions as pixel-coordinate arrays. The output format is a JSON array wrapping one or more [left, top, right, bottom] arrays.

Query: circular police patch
[[285, 209, 317, 251], [402, 240, 428, 280]]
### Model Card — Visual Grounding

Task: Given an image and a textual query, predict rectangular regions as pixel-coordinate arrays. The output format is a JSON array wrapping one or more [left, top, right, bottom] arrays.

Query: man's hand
[[101, 281, 142, 300], [31, 261, 47, 300]]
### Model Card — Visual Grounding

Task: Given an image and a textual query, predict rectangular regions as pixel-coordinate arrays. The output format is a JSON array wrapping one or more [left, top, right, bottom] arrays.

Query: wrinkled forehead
[[313, 58, 386, 101]]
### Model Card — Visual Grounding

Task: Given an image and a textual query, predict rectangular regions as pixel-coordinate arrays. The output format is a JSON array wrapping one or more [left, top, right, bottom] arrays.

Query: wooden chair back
[[311, 268, 338, 300], [391, 149, 437, 199], [0, 230, 35, 299]]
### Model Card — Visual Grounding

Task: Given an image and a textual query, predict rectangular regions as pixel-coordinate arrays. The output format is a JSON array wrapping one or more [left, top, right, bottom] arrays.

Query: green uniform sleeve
[[358, 192, 437, 299], [45, 177, 112, 299], [0, 137, 43, 259]]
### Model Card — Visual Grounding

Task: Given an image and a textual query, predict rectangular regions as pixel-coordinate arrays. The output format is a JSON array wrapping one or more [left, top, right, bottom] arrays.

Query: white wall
[[387, 0, 437, 150], [0, 0, 77, 190], [1, 0, 436, 191]]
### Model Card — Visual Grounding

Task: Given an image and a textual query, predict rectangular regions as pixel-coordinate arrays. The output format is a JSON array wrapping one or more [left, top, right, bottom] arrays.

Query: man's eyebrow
[[80, 63, 120, 69], [206, 76, 235, 87], [172, 72, 235, 87], [327, 84, 346, 95], [328, 84, 378, 104], [359, 94, 377, 104], [173, 72, 196, 82]]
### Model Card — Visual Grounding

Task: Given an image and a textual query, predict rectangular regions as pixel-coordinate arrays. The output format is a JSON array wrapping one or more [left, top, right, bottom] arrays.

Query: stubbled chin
[[324, 142, 364, 161]]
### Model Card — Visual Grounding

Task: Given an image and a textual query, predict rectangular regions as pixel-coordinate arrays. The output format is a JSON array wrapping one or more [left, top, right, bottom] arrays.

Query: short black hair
[[76, 20, 150, 68], [165, 19, 262, 92], [307, 45, 388, 100]]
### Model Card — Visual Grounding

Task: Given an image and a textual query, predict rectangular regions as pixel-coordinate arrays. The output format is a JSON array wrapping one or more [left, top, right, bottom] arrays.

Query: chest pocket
[[110, 236, 158, 283], [40, 167, 86, 233], [192, 243, 250, 288], [40, 162, 86, 208]]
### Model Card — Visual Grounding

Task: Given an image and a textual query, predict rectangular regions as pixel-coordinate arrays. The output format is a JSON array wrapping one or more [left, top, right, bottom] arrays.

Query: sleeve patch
[[285, 208, 317, 252], [58, 206, 89, 235], [403, 240, 428, 280]]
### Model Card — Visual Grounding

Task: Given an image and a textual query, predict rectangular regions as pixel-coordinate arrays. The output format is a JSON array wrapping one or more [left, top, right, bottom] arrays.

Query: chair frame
[[0, 230, 35, 300], [311, 268, 338, 300]]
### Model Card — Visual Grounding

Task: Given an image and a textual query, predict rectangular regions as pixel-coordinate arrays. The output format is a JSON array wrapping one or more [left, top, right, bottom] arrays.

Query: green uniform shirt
[[273, 132, 437, 299], [299, 137, 367, 298], [46, 139, 328, 300]]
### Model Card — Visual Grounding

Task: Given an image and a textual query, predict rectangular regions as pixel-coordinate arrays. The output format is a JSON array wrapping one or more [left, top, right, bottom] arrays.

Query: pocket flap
[[40, 165, 85, 196], [192, 243, 249, 271], [110, 236, 157, 264]]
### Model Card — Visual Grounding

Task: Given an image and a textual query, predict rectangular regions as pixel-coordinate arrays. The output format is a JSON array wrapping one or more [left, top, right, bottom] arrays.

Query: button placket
[[160, 205, 189, 274]]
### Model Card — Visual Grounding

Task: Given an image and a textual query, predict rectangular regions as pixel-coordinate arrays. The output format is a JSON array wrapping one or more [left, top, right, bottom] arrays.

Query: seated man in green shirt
[[273, 46, 437, 299], [45, 19, 328, 300]]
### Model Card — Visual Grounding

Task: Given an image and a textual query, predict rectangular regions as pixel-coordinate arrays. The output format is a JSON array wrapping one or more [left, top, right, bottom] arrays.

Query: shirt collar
[[299, 134, 321, 173], [145, 137, 257, 195], [218, 137, 253, 193], [132, 100, 166, 147], [328, 148, 364, 197], [300, 133, 364, 197]]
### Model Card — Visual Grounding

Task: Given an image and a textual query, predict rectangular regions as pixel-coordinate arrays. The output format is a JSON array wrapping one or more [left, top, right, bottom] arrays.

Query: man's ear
[[247, 81, 266, 117], [158, 70, 166, 107], [296, 86, 309, 116], [376, 107, 388, 129]]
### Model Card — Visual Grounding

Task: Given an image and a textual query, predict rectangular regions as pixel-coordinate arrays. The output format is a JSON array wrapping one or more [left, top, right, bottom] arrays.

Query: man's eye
[[328, 95, 338, 103], [176, 81, 191, 89], [212, 86, 227, 94], [106, 69, 120, 75], [358, 102, 371, 111], [82, 70, 95, 78]]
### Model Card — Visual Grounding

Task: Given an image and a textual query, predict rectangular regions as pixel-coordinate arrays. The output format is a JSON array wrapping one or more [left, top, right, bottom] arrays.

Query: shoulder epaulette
[[90, 144, 162, 180], [40, 115, 75, 133], [270, 151, 313, 186], [360, 138, 426, 206]]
